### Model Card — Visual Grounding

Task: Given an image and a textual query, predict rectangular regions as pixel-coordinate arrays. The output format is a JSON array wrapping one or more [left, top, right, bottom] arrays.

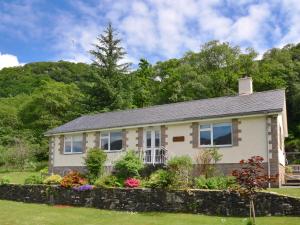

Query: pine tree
[[89, 22, 131, 77]]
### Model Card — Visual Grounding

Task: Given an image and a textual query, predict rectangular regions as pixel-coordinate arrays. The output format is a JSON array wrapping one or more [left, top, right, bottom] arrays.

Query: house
[[45, 77, 287, 187]]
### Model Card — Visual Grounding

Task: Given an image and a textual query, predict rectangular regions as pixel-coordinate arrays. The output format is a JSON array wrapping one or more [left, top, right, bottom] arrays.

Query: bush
[[167, 155, 193, 188], [194, 176, 236, 190], [94, 175, 122, 188], [43, 174, 62, 185], [145, 169, 172, 189], [60, 171, 87, 188], [84, 148, 107, 183], [196, 148, 222, 178], [114, 150, 144, 179], [124, 178, 140, 188], [0, 176, 10, 184], [24, 174, 43, 184]]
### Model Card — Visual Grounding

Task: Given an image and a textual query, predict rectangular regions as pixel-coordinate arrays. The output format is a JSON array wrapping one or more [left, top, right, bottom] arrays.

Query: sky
[[0, 0, 300, 69]]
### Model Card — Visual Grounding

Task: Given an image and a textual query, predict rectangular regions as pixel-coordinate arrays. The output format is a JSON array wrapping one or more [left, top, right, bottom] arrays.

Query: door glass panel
[[146, 131, 151, 148], [155, 130, 160, 147]]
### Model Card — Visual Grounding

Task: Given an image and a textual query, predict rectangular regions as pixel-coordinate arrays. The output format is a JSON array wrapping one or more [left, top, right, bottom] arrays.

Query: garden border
[[0, 184, 300, 216]]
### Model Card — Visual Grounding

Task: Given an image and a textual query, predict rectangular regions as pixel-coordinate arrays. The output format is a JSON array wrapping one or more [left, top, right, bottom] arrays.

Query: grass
[[0, 200, 299, 225], [267, 188, 300, 198], [0, 171, 40, 184]]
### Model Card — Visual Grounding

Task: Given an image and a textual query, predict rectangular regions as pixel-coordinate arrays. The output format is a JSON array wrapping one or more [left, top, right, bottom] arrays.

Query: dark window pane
[[101, 138, 109, 150], [65, 141, 72, 153], [200, 130, 211, 145], [73, 141, 83, 153], [110, 132, 122, 150], [155, 131, 160, 147], [213, 124, 232, 145], [146, 131, 151, 148]]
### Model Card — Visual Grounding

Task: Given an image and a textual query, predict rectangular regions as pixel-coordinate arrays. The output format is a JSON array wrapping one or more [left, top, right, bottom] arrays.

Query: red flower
[[124, 178, 140, 188]]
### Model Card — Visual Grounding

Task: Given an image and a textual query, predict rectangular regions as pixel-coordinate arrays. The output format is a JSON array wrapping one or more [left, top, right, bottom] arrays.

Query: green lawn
[[0, 200, 299, 225], [267, 188, 300, 198], [0, 171, 40, 184]]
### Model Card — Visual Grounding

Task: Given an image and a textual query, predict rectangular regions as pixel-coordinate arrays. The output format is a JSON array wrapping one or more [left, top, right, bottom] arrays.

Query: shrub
[[145, 169, 172, 189], [0, 176, 10, 185], [194, 176, 236, 190], [24, 174, 43, 184], [167, 155, 193, 188], [94, 175, 122, 188], [43, 174, 62, 185], [84, 148, 107, 183], [196, 148, 222, 178], [114, 150, 144, 179], [124, 178, 140, 188], [285, 165, 293, 174], [60, 171, 87, 188]]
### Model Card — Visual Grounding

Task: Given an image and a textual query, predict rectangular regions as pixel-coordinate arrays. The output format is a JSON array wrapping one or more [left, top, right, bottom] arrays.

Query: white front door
[[144, 129, 161, 164]]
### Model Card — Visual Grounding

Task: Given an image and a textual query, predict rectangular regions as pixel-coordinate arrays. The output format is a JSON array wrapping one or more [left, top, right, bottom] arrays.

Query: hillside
[[0, 41, 299, 169]]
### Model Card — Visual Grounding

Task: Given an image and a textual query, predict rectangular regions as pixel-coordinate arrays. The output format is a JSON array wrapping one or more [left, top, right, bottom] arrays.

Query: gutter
[[44, 110, 282, 136]]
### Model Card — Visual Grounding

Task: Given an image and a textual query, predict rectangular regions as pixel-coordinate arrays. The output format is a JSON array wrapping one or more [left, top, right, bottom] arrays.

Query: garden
[[1, 148, 300, 225]]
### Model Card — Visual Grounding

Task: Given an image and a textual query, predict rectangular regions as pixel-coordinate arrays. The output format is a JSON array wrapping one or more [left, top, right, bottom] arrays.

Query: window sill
[[63, 152, 84, 155], [199, 145, 233, 148], [103, 150, 124, 153]]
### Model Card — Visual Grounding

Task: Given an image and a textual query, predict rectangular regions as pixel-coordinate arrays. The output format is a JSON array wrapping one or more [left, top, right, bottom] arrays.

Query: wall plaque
[[173, 136, 185, 142]]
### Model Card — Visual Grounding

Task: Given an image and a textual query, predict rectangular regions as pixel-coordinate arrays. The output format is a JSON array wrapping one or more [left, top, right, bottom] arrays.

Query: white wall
[[277, 114, 286, 166], [166, 116, 268, 164]]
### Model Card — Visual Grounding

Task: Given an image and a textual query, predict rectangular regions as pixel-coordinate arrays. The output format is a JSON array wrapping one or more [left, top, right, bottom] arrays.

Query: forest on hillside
[[0, 24, 300, 170]]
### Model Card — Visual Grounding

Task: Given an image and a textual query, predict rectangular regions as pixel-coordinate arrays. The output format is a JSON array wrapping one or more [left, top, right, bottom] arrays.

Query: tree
[[232, 156, 277, 225], [89, 22, 131, 77], [19, 80, 84, 138]]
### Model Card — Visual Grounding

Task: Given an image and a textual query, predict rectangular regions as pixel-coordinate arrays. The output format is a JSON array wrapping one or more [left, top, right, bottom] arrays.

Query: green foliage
[[84, 148, 107, 183], [145, 169, 173, 189], [94, 175, 122, 188], [43, 174, 62, 185], [167, 155, 193, 188], [196, 148, 223, 178], [24, 174, 43, 184], [194, 176, 236, 190], [114, 150, 144, 179], [0, 176, 10, 184], [89, 22, 130, 77]]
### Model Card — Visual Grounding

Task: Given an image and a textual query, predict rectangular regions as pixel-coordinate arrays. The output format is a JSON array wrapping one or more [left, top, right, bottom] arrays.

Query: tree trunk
[[249, 198, 256, 225]]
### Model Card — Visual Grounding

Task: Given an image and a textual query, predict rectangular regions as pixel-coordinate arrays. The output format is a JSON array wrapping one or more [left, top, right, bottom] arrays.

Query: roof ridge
[[85, 89, 285, 117]]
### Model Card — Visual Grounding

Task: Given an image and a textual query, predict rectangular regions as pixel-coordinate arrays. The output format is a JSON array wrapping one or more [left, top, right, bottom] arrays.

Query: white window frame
[[100, 131, 123, 152], [64, 135, 83, 154], [199, 123, 233, 147]]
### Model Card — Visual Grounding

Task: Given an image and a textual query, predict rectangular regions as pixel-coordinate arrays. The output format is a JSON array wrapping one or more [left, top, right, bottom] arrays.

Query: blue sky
[[1, 0, 300, 69]]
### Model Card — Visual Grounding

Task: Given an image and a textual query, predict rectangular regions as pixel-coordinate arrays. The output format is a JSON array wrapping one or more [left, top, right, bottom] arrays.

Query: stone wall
[[0, 184, 300, 216]]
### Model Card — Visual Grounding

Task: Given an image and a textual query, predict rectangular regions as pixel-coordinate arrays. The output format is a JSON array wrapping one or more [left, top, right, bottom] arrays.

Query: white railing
[[291, 165, 300, 173], [135, 146, 167, 165]]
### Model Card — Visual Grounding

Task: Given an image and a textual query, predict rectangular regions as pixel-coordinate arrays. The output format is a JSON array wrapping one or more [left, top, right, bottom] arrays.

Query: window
[[100, 131, 123, 151], [199, 123, 232, 146], [64, 135, 83, 153]]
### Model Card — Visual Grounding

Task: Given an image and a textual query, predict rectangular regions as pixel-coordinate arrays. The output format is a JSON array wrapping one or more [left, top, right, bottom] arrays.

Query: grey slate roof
[[45, 89, 285, 135]]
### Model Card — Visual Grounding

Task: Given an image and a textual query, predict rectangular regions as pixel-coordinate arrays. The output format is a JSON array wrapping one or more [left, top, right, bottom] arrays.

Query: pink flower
[[124, 178, 140, 188]]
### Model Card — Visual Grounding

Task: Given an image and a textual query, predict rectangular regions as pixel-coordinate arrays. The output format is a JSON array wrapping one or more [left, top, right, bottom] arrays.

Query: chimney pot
[[239, 76, 253, 95]]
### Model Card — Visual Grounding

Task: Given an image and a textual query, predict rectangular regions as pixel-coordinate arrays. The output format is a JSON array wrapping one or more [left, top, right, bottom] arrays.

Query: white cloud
[[3, 0, 300, 65], [0, 53, 21, 69]]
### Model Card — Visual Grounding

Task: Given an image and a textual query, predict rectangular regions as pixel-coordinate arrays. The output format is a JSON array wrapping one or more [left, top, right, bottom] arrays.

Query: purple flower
[[73, 184, 94, 191]]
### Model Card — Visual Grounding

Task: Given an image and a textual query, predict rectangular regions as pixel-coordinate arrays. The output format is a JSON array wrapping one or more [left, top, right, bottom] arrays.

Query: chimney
[[238, 76, 253, 95]]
